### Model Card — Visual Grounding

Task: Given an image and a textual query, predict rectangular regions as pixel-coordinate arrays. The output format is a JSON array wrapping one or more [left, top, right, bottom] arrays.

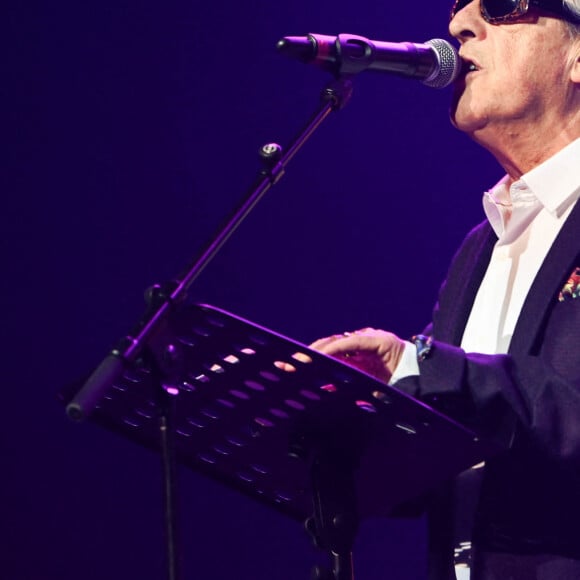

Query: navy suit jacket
[[397, 198, 580, 578]]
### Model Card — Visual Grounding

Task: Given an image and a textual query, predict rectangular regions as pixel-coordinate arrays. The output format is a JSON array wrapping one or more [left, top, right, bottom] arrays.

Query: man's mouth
[[460, 56, 481, 77]]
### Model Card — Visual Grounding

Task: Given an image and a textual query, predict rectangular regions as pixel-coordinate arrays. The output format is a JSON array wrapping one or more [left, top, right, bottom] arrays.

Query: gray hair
[[565, 19, 580, 36], [564, 20, 580, 72], [563, 0, 580, 34]]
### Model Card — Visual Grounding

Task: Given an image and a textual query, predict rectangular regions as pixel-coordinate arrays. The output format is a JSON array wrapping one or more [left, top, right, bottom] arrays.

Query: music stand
[[62, 302, 497, 580]]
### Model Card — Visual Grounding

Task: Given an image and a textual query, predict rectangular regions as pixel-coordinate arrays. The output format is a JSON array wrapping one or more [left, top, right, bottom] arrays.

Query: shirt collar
[[483, 137, 580, 239], [522, 137, 580, 217]]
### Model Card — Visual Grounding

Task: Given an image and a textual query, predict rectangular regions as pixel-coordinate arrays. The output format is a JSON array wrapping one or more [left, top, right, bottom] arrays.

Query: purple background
[[5, 1, 499, 578]]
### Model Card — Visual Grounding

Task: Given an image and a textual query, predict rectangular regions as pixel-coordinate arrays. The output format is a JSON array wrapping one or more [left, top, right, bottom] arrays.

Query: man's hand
[[309, 328, 406, 383]]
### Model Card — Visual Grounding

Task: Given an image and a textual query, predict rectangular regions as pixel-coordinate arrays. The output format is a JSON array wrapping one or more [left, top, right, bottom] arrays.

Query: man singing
[[311, 0, 580, 578]]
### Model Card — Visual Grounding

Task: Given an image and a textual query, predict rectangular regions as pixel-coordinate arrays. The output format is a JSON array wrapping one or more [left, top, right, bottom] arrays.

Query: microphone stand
[[66, 76, 354, 580], [66, 75, 353, 422]]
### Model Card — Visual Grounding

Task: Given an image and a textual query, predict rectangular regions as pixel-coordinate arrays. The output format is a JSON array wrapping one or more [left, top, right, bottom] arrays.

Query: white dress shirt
[[390, 136, 580, 381], [461, 138, 580, 354]]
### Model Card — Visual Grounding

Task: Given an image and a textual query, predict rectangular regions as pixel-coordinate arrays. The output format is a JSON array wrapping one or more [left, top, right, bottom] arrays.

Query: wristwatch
[[411, 334, 434, 362]]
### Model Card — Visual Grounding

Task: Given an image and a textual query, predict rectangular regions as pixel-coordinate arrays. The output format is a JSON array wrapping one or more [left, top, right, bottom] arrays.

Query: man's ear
[[572, 43, 580, 83], [573, 60, 580, 83]]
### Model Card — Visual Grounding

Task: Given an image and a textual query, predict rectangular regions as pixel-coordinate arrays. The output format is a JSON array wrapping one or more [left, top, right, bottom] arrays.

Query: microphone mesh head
[[423, 39, 461, 89]]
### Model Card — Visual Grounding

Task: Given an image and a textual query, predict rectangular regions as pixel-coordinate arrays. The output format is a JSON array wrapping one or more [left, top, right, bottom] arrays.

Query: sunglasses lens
[[483, 0, 521, 19]]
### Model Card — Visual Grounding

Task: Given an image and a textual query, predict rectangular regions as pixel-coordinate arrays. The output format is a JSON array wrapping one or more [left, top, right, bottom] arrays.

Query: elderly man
[[311, 0, 580, 578]]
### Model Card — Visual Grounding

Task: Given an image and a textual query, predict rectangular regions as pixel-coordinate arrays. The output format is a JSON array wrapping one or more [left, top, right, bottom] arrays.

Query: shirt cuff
[[388, 340, 420, 385]]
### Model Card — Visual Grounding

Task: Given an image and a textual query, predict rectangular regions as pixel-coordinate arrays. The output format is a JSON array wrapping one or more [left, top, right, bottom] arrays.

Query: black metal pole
[[159, 396, 180, 580], [308, 453, 359, 580]]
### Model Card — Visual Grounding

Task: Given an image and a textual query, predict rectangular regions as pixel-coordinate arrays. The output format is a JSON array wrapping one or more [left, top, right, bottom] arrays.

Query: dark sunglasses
[[451, 0, 580, 24]]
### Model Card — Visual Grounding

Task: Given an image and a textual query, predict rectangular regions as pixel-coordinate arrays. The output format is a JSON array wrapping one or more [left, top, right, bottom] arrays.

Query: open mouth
[[460, 56, 481, 77]]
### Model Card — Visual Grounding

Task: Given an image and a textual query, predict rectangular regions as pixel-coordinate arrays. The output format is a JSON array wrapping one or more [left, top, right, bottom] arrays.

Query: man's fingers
[[307, 328, 405, 384], [309, 333, 352, 352], [310, 334, 360, 355]]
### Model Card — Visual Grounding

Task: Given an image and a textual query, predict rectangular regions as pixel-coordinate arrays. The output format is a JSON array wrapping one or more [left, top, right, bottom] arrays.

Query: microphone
[[277, 33, 461, 89]]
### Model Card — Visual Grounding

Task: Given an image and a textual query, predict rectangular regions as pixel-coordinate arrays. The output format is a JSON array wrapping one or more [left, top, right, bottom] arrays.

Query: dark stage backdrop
[[4, 1, 499, 579]]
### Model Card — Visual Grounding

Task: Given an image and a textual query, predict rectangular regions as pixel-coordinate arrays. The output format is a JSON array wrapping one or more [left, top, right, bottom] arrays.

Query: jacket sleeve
[[394, 221, 580, 468]]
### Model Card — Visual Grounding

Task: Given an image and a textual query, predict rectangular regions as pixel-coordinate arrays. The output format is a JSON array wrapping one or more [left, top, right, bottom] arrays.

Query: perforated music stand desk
[[62, 303, 496, 576]]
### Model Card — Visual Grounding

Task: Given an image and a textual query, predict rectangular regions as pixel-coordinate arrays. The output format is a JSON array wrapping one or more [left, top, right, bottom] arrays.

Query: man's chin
[[449, 84, 489, 134], [449, 103, 485, 134], [449, 109, 470, 132], [450, 84, 478, 130]]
